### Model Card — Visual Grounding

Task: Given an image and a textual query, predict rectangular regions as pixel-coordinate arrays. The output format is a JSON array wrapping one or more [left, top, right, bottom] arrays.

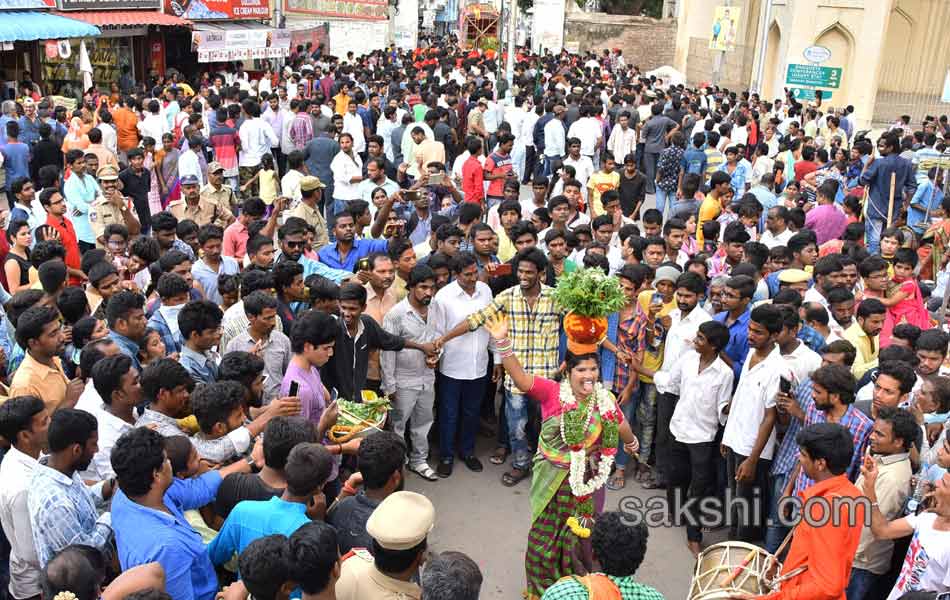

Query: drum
[[688, 541, 776, 600]]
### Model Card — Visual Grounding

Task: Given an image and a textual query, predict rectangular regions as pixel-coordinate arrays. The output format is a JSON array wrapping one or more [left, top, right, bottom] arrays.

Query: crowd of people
[[0, 31, 948, 600]]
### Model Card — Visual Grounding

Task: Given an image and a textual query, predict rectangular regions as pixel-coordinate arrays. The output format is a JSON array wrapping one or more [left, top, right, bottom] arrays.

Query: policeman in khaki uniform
[[201, 161, 239, 214], [168, 174, 235, 228], [89, 165, 142, 248], [289, 175, 330, 251], [335, 491, 434, 600]]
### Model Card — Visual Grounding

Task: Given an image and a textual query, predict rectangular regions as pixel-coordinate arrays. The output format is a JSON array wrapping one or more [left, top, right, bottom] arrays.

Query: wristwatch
[[245, 455, 258, 470]]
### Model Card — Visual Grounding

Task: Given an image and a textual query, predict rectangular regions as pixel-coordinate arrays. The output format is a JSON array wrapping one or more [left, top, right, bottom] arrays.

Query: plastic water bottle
[[907, 476, 928, 515]]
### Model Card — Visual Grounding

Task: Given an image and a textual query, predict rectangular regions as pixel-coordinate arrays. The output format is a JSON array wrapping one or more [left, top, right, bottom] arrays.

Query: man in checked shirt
[[436, 247, 562, 487]]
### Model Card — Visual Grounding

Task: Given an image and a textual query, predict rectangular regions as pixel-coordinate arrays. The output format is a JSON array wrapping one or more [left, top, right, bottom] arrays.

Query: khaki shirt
[[89, 194, 131, 246], [168, 198, 234, 228], [8, 354, 69, 412], [335, 548, 421, 600], [852, 452, 912, 574], [289, 201, 330, 251], [200, 183, 237, 212]]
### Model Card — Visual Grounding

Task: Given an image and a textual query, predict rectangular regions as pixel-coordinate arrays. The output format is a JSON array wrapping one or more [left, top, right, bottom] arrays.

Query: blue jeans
[[506, 390, 532, 469], [846, 567, 879, 600], [866, 214, 885, 255], [438, 373, 487, 461], [655, 187, 675, 220], [765, 471, 791, 553]]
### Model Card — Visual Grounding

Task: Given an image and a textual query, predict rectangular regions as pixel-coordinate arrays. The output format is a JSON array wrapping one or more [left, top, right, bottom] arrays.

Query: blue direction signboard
[[785, 63, 842, 89], [790, 88, 832, 102]]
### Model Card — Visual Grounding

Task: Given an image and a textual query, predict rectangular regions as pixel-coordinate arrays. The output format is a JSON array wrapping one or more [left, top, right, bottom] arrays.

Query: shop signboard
[[166, 0, 269, 20], [0, 0, 56, 9], [282, 0, 387, 20], [192, 27, 292, 62], [60, 0, 160, 10]]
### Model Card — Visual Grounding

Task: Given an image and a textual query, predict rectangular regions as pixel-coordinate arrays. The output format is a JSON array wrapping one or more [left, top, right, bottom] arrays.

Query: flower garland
[[558, 379, 621, 538]]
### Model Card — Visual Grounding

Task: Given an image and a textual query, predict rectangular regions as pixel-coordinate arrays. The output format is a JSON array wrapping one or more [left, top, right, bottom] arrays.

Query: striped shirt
[[793, 398, 873, 495]]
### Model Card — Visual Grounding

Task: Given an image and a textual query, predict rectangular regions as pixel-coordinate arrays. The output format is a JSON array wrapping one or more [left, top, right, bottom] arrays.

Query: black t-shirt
[[118, 168, 152, 230], [326, 493, 380, 554], [214, 472, 283, 519], [618, 170, 647, 217]]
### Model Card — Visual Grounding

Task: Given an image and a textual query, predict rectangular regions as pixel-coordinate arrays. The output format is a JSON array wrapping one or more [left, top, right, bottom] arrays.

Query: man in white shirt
[[607, 111, 637, 162], [97, 114, 118, 157], [543, 107, 567, 175], [330, 133, 364, 203], [342, 100, 366, 154], [562, 139, 595, 202], [82, 355, 138, 482], [722, 304, 791, 541], [759, 205, 794, 249], [429, 253, 494, 478], [281, 151, 306, 203], [653, 272, 713, 490], [137, 99, 168, 143], [238, 98, 278, 195], [775, 304, 822, 385], [377, 106, 399, 162], [0, 395, 49, 600], [566, 106, 603, 164], [178, 141, 205, 187], [657, 320, 733, 555]]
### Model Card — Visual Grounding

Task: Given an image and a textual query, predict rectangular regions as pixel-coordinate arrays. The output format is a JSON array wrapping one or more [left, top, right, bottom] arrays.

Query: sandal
[[501, 466, 530, 487], [634, 465, 652, 483], [408, 463, 439, 482], [606, 469, 626, 491], [489, 447, 510, 465], [641, 476, 666, 490]]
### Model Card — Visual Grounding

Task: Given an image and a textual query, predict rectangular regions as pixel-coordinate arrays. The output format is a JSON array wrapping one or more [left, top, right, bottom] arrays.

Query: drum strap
[[571, 574, 622, 600]]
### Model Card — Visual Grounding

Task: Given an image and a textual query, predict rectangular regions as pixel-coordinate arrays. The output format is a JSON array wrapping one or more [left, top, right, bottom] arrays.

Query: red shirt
[[762, 474, 865, 600], [483, 150, 513, 198], [461, 155, 485, 206], [45, 214, 83, 286], [222, 220, 249, 261], [794, 160, 819, 183]]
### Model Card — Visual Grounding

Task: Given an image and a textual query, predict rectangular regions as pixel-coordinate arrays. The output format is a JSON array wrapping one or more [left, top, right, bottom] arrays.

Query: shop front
[[0, 0, 100, 98], [189, 22, 291, 81], [50, 0, 190, 94]]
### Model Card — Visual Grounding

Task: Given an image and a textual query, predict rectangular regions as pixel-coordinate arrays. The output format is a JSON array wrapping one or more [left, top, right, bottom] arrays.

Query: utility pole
[[505, 0, 517, 98], [750, 0, 772, 95]]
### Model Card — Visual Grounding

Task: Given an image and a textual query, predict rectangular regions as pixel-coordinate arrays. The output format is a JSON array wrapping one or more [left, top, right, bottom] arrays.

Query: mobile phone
[[493, 262, 512, 276], [355, 256, 371, 273], [428, 173, 445, 186], [651, 292, 663, 305], [289, 381, 300, 397], [779, 376, 792, 394]]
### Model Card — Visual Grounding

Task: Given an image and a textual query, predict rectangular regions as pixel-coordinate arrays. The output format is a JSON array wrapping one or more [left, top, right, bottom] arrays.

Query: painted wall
[[674, 0, 950, 127]]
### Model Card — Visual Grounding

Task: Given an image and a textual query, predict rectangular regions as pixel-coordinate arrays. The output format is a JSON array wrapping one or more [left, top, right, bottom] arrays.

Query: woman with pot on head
[[482, 307, 640, 600]]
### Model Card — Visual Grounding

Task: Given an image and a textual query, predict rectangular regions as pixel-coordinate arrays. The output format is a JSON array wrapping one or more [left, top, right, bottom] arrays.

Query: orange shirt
[[113, 107, 140, 151], [762, 474, 865, 600]]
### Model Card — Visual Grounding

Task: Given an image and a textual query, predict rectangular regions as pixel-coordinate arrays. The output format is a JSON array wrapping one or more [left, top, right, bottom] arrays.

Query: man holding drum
[[728, 422, 866, 600]]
